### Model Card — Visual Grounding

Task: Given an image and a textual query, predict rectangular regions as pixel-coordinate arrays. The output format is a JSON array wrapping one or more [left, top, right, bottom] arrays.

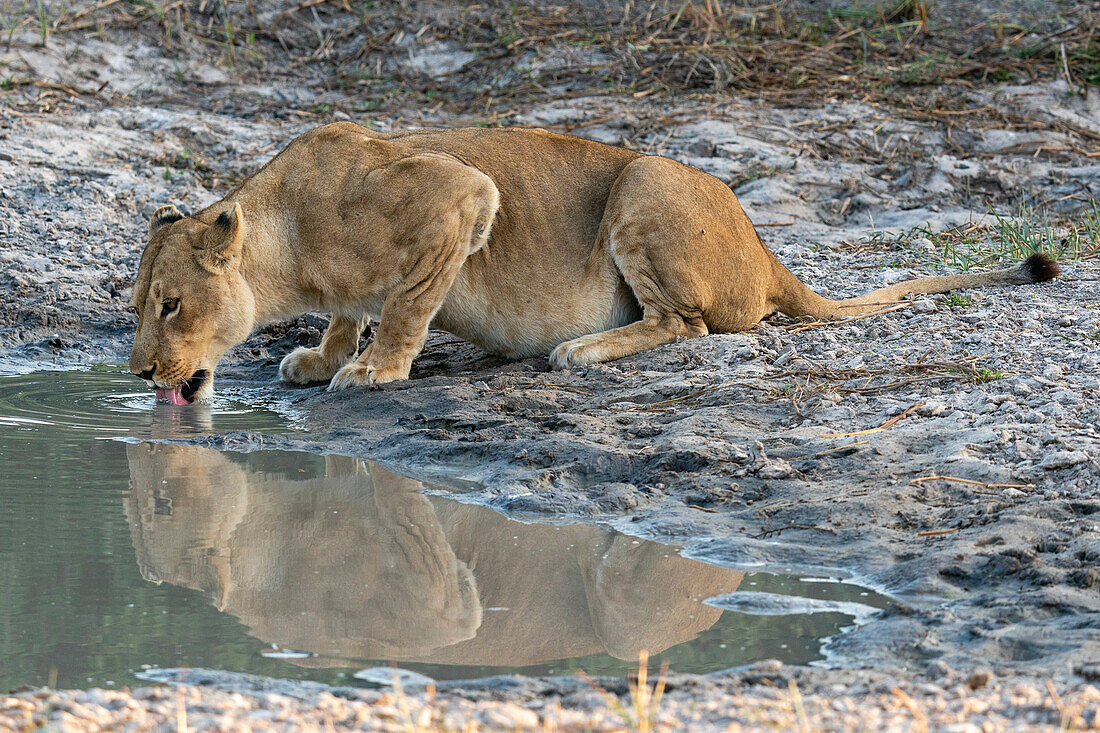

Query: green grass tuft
[[972, 367, 1004, 384]]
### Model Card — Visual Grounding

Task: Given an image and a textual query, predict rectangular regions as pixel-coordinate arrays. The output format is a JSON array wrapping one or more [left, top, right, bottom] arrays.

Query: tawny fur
[[128, 123, 1060, 397]]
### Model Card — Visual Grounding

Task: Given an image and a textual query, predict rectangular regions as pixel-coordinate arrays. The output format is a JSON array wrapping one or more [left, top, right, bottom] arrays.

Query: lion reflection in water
[[124, 443, 744, 668]]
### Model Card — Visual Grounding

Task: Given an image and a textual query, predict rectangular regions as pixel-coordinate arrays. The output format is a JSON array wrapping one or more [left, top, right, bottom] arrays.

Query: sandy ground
[[2, 0, 1100, 728]]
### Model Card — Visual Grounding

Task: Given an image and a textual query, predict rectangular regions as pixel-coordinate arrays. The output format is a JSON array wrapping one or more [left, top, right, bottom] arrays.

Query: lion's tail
[[768, 252, 1060, 320]]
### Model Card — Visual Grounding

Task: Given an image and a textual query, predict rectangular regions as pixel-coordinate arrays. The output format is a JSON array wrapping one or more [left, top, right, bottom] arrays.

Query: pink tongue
[[155, 386, 190, 406]]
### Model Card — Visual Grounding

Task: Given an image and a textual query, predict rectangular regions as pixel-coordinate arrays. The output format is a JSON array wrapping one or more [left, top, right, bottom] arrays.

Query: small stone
[[917, 401, 947, 417], [757, 458, 793, 480], [1014, 440, 1037, 460], [1077, 662, 1100, 681], [476, 703, 540, 729], [1042, 364, 1065, 380], [1037, 451, 1088, 470], [911, 298, 937, 314], [942, 724, 982, 733], [751, 659, 784, 674], [727, 445, 750, 463], [966, 669, 992, 690], [925, 659, 952, 679], [772, 345, 796, 367], [353, 667, 434, 689]]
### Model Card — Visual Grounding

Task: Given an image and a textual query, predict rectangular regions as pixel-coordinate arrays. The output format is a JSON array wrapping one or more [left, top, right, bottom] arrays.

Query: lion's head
[[129, 202, 255, 404]]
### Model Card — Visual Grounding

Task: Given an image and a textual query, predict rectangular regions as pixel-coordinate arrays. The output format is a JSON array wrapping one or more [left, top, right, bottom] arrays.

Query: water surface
[[0, 368, 889, 690]]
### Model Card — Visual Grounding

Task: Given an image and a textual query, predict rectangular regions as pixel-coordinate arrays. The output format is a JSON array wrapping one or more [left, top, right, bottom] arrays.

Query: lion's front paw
[[279, 346, 345, 385], [327, 362, 408, 392], [549, 336, 601, 369]]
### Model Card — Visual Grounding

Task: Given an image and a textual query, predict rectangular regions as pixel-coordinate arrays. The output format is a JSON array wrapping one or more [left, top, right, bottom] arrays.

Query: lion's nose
[[134, 366, 156, 380]]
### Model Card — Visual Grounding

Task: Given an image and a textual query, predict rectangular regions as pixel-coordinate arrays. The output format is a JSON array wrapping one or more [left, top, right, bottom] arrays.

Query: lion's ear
[[149, 204, 184, 235], [197, 202, 245, 273]]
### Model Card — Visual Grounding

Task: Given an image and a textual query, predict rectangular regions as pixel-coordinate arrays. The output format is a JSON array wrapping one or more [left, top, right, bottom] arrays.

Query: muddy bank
[[5, 90, 1095, 676], [3, 0, 1100, 719]]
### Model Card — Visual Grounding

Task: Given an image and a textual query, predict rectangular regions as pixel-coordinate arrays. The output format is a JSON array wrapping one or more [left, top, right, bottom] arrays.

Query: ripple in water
[[0, 364, 290, 442]]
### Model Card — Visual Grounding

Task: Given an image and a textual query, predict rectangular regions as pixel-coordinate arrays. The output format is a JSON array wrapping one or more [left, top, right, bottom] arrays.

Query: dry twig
[[820, 402, 924, 438], [910, 475, 1034, 489]]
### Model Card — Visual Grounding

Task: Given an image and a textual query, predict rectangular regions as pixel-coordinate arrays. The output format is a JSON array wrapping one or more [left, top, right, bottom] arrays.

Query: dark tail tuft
[[1021, 252, 1060, 283]]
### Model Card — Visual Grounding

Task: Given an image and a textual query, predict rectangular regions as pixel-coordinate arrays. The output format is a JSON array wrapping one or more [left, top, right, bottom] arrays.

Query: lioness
[[130, 122, 1059, 403]]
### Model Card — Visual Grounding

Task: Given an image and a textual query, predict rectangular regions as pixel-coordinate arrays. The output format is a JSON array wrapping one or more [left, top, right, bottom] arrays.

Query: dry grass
[[3, 1, 1098, 127], [587, 651, 670, 733], [763, 359, 1008, 417], [620, 357, 1006, 418]]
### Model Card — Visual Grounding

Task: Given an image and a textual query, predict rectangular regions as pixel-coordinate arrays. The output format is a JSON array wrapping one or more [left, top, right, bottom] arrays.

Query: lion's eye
[[160, 298, 180, 317]]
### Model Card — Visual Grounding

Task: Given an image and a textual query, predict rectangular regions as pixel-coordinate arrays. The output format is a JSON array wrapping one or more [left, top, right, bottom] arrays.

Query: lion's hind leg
[[550, 313, 707, 369], [550, 156, 726, 370]]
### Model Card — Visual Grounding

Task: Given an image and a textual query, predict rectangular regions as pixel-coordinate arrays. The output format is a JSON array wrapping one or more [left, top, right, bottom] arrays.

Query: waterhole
[[0, 367, 890, 690]]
